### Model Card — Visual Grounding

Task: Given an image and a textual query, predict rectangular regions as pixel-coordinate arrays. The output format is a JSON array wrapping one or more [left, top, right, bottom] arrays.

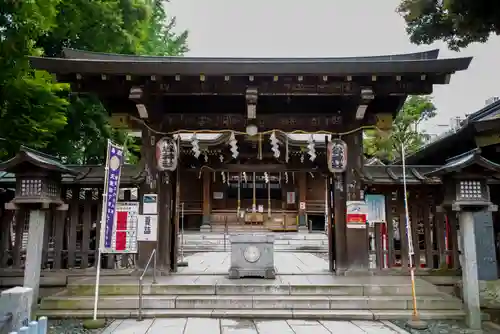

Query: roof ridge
[[20, 146, 61, 162]]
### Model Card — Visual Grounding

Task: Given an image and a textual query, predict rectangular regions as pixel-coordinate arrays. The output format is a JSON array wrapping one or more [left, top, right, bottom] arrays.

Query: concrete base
[[406, 318, 428, 330], [228, 267, 276, 279], [83, 319, 107, 329]]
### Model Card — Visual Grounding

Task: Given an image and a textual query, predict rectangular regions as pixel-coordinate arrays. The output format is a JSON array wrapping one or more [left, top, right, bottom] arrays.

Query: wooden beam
[[57, 74, 433, 96]]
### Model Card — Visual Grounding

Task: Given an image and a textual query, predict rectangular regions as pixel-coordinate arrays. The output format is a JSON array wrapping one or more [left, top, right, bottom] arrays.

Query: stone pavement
[[176, 252, 329, 275], [102, 318, 410, 333]]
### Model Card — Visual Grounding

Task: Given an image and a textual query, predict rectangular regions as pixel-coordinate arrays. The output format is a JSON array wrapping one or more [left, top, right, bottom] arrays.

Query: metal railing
[[137, 249, 157, 321]]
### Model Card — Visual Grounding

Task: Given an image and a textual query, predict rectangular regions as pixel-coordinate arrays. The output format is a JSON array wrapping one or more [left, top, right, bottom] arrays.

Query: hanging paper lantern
[[327, 138, 348, 173], [156, 137, 178, 171]]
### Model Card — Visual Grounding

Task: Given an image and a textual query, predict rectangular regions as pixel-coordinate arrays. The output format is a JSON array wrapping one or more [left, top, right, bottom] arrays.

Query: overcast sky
[[166, 0, 500, 135]]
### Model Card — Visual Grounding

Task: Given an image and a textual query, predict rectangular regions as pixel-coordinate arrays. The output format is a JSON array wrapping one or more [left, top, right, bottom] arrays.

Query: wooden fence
[[0, 185, 461, 273]]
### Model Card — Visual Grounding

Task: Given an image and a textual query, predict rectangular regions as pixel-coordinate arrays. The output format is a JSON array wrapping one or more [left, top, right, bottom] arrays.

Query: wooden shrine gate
[[16, 47, 471, 274]]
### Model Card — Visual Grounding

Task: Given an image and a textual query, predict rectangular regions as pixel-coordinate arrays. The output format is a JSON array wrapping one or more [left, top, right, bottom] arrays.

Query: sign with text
[[138, 215, 158, 242], [299, 201, 306, 210], [143, 194, 158, 215], [346, 201, 368, 229], [286, 192, 296, 204], [107, 202, 138, 253], [100, 140, 124, 251], [365, 194, 386, 223]]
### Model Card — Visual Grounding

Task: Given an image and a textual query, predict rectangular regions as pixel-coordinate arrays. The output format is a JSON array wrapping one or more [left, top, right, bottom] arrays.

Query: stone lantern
[[427, 148, 499, 330], [0, 147, 77, 309]]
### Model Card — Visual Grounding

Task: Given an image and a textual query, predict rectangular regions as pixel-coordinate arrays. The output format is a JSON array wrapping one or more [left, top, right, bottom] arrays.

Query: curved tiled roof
[[29, 48, 471, 77], [402, 99, 500, 165], [61, 48, 441, 62]]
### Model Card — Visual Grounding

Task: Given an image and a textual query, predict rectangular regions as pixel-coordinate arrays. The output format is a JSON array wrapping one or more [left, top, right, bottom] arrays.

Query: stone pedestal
[[0, 286, 33, 331], [23, 210, 46, 309], [459, 211, 482, 330], [228, 234, 275, 279]]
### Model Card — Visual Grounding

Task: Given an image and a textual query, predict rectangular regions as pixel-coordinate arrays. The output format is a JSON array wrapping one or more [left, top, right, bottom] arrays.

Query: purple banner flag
[[103, 141, 124, 249]]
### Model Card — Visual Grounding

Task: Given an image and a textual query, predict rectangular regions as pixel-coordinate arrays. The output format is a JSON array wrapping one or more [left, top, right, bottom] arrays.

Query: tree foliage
[[364, 96, 436, 162], [0, 0, 69, 160], [398, 0, 500, 50], [0, 0, 188, 163]]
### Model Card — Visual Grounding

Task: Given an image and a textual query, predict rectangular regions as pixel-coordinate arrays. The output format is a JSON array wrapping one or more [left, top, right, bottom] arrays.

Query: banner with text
[[100, 140, 124, 253]]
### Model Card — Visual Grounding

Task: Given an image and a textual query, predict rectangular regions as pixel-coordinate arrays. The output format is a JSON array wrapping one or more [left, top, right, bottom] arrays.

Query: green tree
[[397, 0, 500, 50], [42, 0, 187, 164], [0, 0, 69, 160], [364, 96, 436, 162], [37, 0, 151, 57], [0, 0, 188, 164], [143, 0, 189, 56]]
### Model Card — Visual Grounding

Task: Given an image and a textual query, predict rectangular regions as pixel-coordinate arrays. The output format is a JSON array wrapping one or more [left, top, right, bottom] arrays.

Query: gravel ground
[[48, 319, 113, 334], [391, 319, 496, 333]]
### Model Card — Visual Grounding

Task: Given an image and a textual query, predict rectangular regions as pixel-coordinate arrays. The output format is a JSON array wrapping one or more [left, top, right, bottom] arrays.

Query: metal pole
[[153, 250, 157, 284], [138, 276, 143, 321], [401, 143, 425, 329], [92, 249, 102, 321]]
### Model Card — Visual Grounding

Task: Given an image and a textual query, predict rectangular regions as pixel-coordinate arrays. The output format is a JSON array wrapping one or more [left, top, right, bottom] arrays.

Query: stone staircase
[[38, 275, 465, 321], [179, 232, 329, 253]]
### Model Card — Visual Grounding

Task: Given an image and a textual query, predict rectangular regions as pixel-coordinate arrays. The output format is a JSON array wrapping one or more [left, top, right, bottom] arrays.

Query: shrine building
[[0, 48, 473, 276]]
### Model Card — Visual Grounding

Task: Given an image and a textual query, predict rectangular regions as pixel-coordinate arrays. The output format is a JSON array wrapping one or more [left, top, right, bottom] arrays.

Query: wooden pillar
[[298, 172, 307, 230], [94, 188, 102, 268], [448, 211, 460, 269], [385, 190, 395, 268], [344, 132, 369, 271], [410, 190, 420, 268], [137, 127, 158, 269], [67, 186, 79, 268], [397, 188, 409, 269], [157, 171, 174, 272], [52, 209, 66, 270], [326, 176, 334, 271], [201, 170, 211, 228], [81, 191, 92, 269], [422, 190, 433, 268], [334, 174, 347, 272], [0, 209, 14, 268]]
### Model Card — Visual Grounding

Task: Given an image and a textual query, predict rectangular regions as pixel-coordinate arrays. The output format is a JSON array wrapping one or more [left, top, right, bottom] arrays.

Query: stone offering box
[[228, 234, 275, 279]]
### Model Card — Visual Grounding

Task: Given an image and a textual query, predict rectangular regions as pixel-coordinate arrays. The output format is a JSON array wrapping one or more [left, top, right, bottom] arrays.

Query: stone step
[[36, 308, 466, 321], [40, 295, 462, 311], [181, 233, 328, 240], [179, 240, 329, 246], [66, 282, 444, 297], [179, 245, 328, 250]]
